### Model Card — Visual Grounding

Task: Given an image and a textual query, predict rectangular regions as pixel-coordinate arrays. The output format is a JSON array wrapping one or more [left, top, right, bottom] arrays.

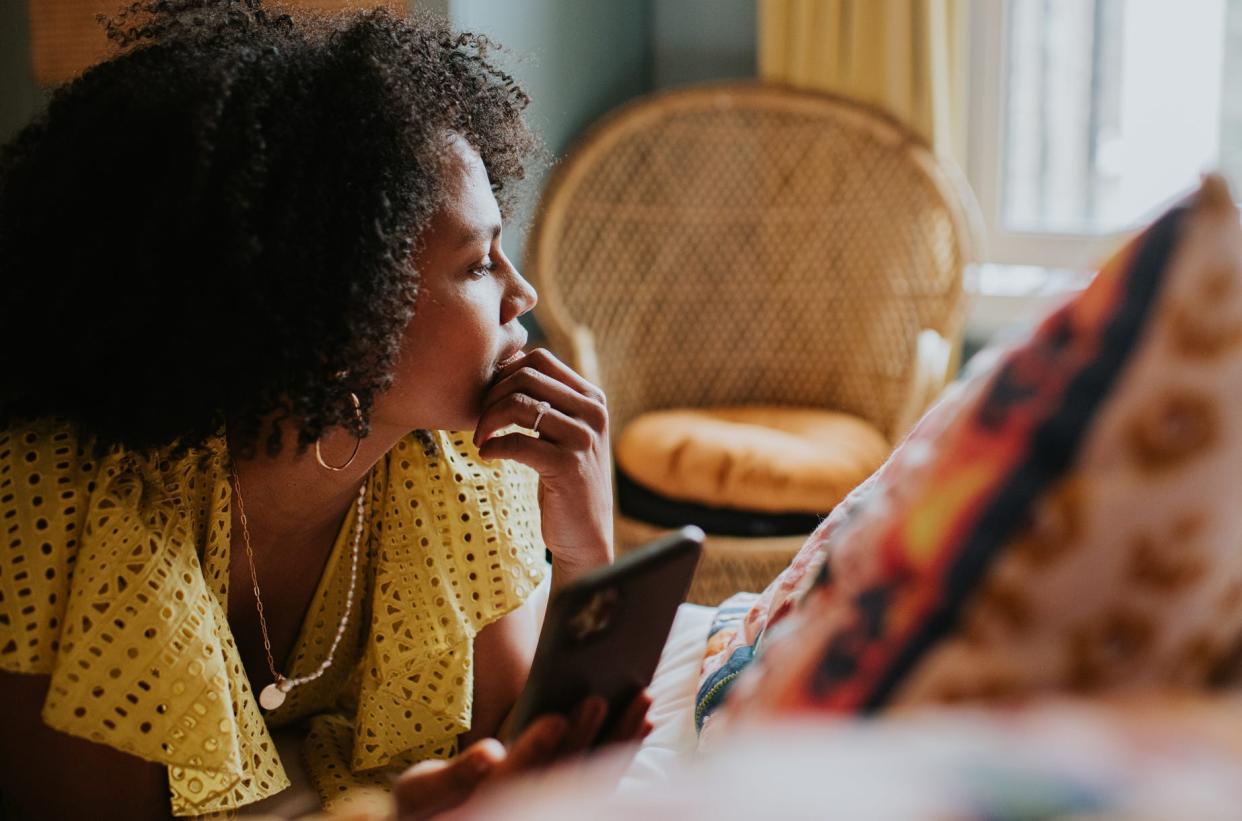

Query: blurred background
[[0, 0, 756, 286], [2, 0, 1240, 349]]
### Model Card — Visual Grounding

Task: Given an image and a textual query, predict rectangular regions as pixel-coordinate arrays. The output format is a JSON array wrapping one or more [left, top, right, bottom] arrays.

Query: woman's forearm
[[461, 573, 550, 744]]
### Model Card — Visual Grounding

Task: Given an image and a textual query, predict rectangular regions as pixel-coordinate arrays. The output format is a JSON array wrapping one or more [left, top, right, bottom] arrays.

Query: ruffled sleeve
[[2, 423, 550, 816], [322, 430, 547, 782], [0, 420, 289, 817]]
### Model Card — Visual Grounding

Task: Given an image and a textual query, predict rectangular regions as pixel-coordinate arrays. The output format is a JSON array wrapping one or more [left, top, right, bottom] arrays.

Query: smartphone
[[505, 525, 705, 746]]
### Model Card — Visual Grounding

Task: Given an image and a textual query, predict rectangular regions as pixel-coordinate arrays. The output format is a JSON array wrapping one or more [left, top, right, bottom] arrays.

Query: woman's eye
[[468, 260, 495, 278]]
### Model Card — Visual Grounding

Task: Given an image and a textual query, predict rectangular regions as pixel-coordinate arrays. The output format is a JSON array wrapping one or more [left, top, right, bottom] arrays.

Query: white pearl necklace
[[231, 469, 366, 712]]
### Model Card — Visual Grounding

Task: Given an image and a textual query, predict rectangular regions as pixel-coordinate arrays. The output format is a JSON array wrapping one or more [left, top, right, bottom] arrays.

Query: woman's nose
[[512, 268, 538, 317], [500, 256, 538, 323]]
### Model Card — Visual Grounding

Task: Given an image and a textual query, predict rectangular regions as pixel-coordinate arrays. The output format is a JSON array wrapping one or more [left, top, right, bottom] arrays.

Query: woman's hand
[[474, 348, 613, 588], [393, 714, 566, 821], [392, 693, 654, 820]]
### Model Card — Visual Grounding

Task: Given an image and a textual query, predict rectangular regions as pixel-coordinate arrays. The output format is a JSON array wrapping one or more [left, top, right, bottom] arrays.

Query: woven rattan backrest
[[527, 83, 978, 440]]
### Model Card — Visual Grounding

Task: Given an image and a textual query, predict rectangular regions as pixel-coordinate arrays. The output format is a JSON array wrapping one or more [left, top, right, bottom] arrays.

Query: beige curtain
[[758, 0, 968, 161]]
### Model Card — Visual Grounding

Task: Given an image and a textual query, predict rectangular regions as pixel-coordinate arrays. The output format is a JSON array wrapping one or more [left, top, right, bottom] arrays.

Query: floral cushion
[[697, 175, 1242, 739]]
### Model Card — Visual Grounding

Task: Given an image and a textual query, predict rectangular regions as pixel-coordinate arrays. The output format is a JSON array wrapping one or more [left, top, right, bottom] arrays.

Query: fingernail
[[469, 740, 504, 776]]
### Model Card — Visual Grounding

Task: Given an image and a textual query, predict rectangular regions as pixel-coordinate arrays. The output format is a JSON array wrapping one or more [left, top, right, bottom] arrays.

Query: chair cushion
[[694, 175, 1242, 740], [615, 470, 823, 538], [615, 407, 890, 516]]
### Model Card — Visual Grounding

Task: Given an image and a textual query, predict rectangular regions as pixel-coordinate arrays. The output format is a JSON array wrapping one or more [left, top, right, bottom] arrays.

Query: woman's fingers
[[560, 696, 609, 756], [553, 694, 654, 795], [392, 717, 573, 819], [476, 345, 614, 584], [474, 389, 594, 451], [474, 362, 606, 448], [492, 347, 605, 405], [392, 738, 506, 820], [489, 713, 569, 780], [390, 701, 635, 821], [603, 690, 654, 744], [475, 431, 561, 472]]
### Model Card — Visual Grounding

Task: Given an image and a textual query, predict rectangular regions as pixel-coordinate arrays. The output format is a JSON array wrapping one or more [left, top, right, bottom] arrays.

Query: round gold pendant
[[259, 682, 287, 710]]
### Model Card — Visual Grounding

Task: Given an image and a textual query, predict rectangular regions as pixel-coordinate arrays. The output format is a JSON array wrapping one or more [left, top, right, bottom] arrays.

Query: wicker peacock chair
[[526, 83, 981, 604]]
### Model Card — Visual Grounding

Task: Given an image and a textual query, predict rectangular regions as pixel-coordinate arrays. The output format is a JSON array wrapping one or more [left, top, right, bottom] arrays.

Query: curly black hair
[[0, 0, 537, 456]]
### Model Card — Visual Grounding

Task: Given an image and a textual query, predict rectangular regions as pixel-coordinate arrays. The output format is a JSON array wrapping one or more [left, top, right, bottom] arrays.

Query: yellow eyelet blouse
[[0, 419, 548, 817]]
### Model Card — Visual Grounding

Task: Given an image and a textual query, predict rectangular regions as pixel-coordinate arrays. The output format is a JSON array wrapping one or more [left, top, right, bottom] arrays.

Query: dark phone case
[[505, 526, 704, 744]]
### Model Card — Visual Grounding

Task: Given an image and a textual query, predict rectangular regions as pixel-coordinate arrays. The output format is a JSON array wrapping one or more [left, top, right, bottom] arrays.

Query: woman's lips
[[490, 346, 527, 386], [495, 334, 529, 372], [496, 350, 525, 370]]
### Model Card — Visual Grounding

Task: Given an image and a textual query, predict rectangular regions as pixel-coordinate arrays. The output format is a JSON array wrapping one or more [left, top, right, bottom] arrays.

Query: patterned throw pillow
[[697, 175, 1242, 740]]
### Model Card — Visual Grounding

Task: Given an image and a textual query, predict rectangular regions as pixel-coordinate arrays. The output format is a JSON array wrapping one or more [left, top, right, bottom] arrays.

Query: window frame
[[965, 0, 1135, 271]]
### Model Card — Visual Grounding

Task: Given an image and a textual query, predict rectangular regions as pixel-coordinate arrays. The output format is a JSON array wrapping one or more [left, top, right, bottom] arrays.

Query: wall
[[0, 0, 756, 268], [651, 0, 755, 90], [438, 0, 653, 269], [440, 0, 755, 271], [450, 0, 650, 164], [0, 0, 43, 147], [0, 0, 757, 171], [1223, 0, 1242, 186]]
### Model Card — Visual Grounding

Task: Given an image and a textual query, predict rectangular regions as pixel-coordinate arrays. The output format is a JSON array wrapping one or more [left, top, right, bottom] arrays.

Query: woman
[[0, 2, 645, 817]]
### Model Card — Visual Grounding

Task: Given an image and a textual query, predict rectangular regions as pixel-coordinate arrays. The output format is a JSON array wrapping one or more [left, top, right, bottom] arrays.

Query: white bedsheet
[[619, 603, 714, 792]]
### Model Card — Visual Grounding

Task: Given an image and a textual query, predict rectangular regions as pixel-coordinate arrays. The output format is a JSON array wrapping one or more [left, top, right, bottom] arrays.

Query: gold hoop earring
[[315, 392, 363, 472]]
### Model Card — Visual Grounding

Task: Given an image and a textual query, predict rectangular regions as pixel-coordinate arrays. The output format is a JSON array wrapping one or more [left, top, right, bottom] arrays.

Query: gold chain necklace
[[230, 468, 367, 711]]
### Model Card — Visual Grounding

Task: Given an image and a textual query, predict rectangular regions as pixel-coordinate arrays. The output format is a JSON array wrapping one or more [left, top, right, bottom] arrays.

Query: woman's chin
[[451, 404, 486, 437]]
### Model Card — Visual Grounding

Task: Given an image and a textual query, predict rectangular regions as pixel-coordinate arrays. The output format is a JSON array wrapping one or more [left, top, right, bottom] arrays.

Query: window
[[968, 0, 1242, 270]]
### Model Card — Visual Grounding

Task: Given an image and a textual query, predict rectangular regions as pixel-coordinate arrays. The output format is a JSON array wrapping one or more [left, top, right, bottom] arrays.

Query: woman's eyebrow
[[456, 223, 502, 249]]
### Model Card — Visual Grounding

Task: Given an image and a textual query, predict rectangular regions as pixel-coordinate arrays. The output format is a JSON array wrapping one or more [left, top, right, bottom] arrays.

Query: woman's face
[[371, 136, 537, 434]]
